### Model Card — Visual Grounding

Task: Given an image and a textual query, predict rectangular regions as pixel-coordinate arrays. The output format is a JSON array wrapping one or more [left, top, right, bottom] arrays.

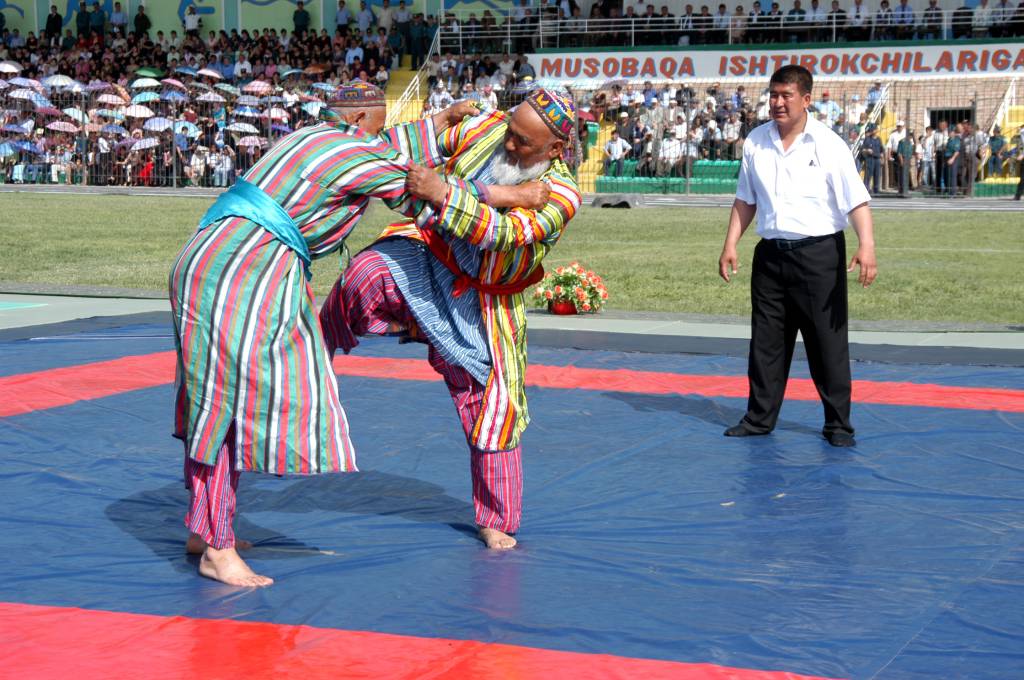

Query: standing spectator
[[184, 5, 202, 39], [973, 0, 994, 36], [679, 4, 696, 44], [860, 123, 884, 193], [718, 64, 876, 448], [357, 1, 377, 36], [109, 2, 126, 35], [44, 5, 62, 46], [657, 130, 684, 176], [1014, 136, 1024, 200], [89, 1, 105, 41], [723, 112, 741, 159], [933, 120, 949, 192], [921, 126, 936, 188], [745, 1, 765, 41], [987, 126, 1007, 177], [886, 120, 905, 190], [294, 1, 311, 37], [786, 0, 808, 42], [921, 0, 943, 38], [395, 1, 412, 62], [713, 3, 732, 42], [893, 0, 915, 38], [808, 0, 827, 39], [378, 0, 396, 35], [847, 0, 869, 40], [814, 89, 842, 127], [134, 4, 151, 39], [336, 0, 352, 33], [945, 122, 962, 197], [897, 130, 914, 195], [603, 129, 631, 176], [410, 13, 428, 69], [827, 1, 848, 40], [873, 0, 894, 39], [961, 120, 985, 196], [76, 1, 91, 40]]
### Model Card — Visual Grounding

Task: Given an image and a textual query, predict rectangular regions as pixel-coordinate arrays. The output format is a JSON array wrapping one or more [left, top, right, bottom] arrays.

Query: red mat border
[[0, 351, 1021, 418], [0, 602, 838, 679]]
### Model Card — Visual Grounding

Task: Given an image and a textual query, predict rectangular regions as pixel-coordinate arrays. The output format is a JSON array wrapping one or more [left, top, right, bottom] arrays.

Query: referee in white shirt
[[718, 65, 877, 447]]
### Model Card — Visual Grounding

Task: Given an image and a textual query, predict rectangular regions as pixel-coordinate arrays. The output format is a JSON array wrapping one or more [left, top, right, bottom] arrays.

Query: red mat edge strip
[[0, 350, 1021, 419], [0, 602, 839, 680]]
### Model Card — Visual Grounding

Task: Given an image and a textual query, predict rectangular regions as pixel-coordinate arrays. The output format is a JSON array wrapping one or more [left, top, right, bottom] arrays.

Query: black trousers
[[742, 232, 853, 436]]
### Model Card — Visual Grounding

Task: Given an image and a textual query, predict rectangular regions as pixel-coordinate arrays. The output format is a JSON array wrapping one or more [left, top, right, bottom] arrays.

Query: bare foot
[[186, 533, 252, 554], [198, 546, 274, 587], [479, 527, 517, 550]]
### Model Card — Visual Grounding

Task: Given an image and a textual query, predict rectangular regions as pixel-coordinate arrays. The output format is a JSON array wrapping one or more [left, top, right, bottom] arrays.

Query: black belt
[[765, 233, 838, 251]]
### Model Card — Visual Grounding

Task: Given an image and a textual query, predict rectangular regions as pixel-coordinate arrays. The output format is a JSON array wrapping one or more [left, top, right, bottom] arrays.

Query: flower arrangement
[[532, 261, 609, 313]]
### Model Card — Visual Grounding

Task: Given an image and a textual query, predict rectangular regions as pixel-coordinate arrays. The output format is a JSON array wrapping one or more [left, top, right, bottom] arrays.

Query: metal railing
[[851, 81, 891, 159], [989, 77, 1019, 137], [386, 32, 441, 126]]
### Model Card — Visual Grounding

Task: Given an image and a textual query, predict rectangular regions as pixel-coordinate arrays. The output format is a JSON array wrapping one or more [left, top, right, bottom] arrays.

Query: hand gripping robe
[[170, 114, 441, 477], [374, 109, 582, 452]]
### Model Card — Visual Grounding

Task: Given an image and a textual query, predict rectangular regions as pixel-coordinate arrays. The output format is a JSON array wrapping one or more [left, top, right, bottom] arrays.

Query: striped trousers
[[320, 248, 523, 533], [184, 424, 239, 549]]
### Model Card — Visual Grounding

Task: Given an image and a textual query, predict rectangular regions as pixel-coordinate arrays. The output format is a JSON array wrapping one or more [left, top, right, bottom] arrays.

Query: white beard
[[487, 147, 550, 185]]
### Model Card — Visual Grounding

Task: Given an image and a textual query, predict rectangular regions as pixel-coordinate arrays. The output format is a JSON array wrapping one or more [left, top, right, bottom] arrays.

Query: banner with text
[[530, 42, 1024, 84]]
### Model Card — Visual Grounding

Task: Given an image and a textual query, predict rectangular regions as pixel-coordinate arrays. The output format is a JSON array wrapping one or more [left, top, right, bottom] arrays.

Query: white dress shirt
[[736, 116, 870, 240]]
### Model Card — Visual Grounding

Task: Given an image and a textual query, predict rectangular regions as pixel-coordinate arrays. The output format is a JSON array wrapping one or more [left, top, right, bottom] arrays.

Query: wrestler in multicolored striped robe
[[320, 110, 582, 534], [169, 116, 445, 548]]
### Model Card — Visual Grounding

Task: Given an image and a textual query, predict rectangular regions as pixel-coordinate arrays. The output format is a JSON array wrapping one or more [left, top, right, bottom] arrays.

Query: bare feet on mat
[[479, 527, 517, 550], [186, 533, 252, 554], [199, 546, 274, 587]]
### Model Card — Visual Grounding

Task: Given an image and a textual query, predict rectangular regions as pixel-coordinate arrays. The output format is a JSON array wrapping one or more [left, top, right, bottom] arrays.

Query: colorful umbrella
[[214, 83, 240, 97], [311, 82, 336, 92], [237, 136, 267, 147], [0, 80, 8, 90], [303, 64, 327, 75], [131, 92, 160, 104], [42, 75, 77, 88], [113, 84, 132, 101], [280, 68, 305, 77], [234, 106, 260, 118], [46, 121, 80, 133], [260, 95, 285, 104], [101, 124, 128, 135], [131, 137, 160, 151], [63, 107, 88, 124], [9, 77, 43, 90], [263, 107, 289, 121], [243, 80, 272, 95], [97, 93, 126, 105], [2, 124, 25, 133], [135, 67, 163, 78], [197, 92, 226, 104], [143, 117, 174, 132], [131, 77, 162, 89], [197, 68, 223, 80], [225, 122, 259, 133], [95, 109, 126, 120], [11, 140, 40, 153], [0, 142, 15, 157], [236, 95, 260, 106], [189, 82, 212, 92], [160, 90, 187, 103], [36, 107, 63, 117], [161, 78, 187, 90], [175, 66, 198, 77], [85, 80, 112, 92], [0, 61, 23, 74], [174, 121, 200, 137], [301, 102, 323, 117], [124, 105, 155, 118], [271, 124, 292, 134], [7, 88, 37, 100]]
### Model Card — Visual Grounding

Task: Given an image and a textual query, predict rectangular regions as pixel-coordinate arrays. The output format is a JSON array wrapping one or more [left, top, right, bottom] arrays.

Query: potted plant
[[532, 262, 608, 314]]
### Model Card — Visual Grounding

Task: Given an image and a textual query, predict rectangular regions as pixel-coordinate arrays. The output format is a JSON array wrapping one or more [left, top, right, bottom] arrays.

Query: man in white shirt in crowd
[[807, 0, 827, 39], [236, 52, 252, 79], [377, 0, 396, 33], [718, 64, 877, 448], [603, 129, 632, 177], [723, 112, 741, 159], [336, 0, 352, 30], [847, 0, 869, 40], [814, 89, 842, 127], [109, 1, 127, 34], [426, 82, 453, 113], [657, 129, 685, 176], [886, 119, 905, 189]]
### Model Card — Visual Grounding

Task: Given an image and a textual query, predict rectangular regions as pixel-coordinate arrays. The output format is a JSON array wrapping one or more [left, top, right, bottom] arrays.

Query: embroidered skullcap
[[329, 79, 385, 107], [524, 87, 575, 141]]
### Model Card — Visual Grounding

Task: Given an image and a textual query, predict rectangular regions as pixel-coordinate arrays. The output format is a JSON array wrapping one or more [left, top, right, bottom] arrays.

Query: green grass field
[[1, 193, 1021, 324]]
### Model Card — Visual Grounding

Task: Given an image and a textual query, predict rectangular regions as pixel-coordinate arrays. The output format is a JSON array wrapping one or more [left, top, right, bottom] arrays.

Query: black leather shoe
[[825, 432, 856, 447], [723, 423, 769, 437]]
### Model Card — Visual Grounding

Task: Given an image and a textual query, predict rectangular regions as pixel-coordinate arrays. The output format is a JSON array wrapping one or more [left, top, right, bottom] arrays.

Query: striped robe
[[378, 110, 582, 452], [170, 118, 441, 474]]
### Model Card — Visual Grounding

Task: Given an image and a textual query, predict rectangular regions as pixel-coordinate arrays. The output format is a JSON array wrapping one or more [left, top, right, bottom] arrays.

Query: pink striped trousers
[[320, 249, 523, 533], [184, 424, 239, 549]]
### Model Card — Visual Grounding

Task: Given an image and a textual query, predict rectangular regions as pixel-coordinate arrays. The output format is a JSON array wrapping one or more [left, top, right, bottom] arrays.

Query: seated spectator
[[603, 129, 631, 176]]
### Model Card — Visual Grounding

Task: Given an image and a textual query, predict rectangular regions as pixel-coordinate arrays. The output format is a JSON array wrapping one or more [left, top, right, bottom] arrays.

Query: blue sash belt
[[198, 178, 312, 280]]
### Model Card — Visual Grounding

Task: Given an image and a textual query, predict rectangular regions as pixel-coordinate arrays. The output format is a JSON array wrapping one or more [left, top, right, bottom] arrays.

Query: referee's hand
[[848, 246, 878, 288], [719, 245, 739, 283]]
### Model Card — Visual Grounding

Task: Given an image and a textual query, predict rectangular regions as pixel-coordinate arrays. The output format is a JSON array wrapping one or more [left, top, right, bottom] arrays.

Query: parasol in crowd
[[280, 68, 304, 78], [197, 92, 226, 104], [101, 124, 128, 136], [135, 67, 163, 78], [189, 81, 212, 92], [36, 106, 63, 117], [9, 77, 43, 91], [86, 80, 112, 92], [236, 95, 260, 106], [131, 92, 160, 104], [174, 121, 200, 138], [62, 107, 88, 124], [233, 105, 260, 118], [46, 121, 80, 133], [131, 137, 160, 151], [7, 88, 38, 101], [271, 124, 292, 134], [263, 107, 289, 121], [175, 66, 198, 77], [0, 80, 8, 90], [161, 78, 187, 90], [144, 117, 174, 132], [197, 68, 223, 80], [225, 122, 259, 134], [0, 142, 15, 157], [160, 90, 187, 103], [97, 93, 126, 106], [131, 77, 162, 90], [95, 109, 125, 120], [42, 74, 77, 89], [0, 61, 23, 74], [242, 80, 272, 95], [301, 101, 323, 117], [124, 105, 155, 119], [236, 136, 267, 147], [303, 64, 327, 76], [215, 83, 240, 97]]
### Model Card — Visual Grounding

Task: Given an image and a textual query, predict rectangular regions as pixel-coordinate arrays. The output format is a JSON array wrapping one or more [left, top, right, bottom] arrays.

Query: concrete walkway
[[2, 289, 1021, 366]]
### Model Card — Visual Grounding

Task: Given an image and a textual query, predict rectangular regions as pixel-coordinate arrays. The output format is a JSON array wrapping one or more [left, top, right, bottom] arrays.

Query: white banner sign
[[529, 42, 1024, 83]]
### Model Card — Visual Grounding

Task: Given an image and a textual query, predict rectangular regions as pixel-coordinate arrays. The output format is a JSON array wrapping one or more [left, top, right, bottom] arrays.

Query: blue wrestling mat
[[1, 319, 1022, 679]]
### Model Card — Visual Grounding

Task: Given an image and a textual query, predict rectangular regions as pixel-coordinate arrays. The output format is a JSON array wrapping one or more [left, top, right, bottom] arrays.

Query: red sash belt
[[419, 227, 545, 298]]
